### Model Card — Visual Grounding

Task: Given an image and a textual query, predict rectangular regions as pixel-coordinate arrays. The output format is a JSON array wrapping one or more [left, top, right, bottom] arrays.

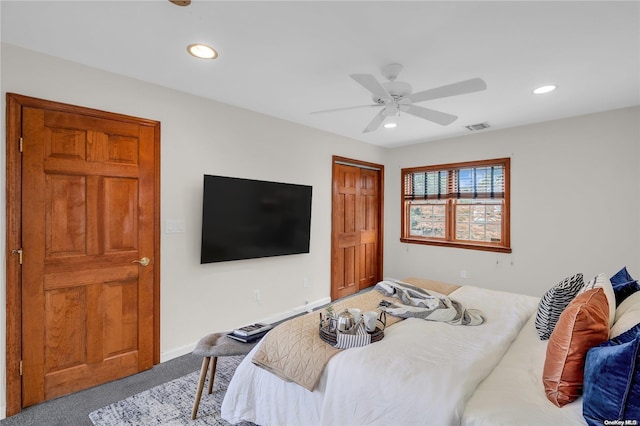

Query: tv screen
[[200, 175, 312, 263]]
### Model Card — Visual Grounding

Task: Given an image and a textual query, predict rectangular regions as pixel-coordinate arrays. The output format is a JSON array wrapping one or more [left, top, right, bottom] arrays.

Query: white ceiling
[[2, 1, 639, 148]]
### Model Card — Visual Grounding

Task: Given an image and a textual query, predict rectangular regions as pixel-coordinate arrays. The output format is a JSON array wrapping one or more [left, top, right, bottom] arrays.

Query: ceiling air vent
[[465, 122, 490, 131]]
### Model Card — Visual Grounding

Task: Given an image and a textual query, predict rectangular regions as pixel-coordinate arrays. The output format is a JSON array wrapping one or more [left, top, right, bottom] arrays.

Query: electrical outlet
[[303, 278, 309, 288], [254, 289, 261, 303], [460, 270, 468, 279]]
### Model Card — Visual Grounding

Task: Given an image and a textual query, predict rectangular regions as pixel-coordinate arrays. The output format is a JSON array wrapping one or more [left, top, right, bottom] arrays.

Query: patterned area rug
[[89, 355, 254, 426]]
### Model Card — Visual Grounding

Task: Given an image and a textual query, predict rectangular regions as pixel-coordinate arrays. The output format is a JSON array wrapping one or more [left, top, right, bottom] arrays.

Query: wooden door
[[331, 157, 383, 300], [6, 94, 160, 411]]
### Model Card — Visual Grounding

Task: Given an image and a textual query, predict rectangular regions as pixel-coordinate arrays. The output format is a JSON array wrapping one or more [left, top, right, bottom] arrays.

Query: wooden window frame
[[400, 158, 511, 253]]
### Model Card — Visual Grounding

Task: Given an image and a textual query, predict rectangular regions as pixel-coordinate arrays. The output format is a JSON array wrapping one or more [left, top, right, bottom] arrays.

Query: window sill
[[400, 238, 512, 253]]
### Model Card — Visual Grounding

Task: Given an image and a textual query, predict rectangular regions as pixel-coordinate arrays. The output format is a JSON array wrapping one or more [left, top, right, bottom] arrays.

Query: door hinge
[[11, 248, 23, 265], [19, 360, 23, 376], [19, 137, 23, 153]]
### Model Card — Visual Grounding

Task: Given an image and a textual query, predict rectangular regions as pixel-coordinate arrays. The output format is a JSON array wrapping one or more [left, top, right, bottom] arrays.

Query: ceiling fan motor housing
[[374, 63, 412, 102], [375, 81, 412, 102]]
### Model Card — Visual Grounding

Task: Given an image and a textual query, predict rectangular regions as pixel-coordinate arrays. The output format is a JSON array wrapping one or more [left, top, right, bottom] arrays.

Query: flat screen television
[[200, 175, 312, 263]]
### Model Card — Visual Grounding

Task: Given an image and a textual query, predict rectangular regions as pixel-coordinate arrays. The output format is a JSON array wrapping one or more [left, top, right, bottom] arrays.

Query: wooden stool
[[191, 332, 258, 420]]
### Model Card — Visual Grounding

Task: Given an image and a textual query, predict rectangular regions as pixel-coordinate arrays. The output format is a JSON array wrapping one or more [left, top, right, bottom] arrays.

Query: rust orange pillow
[[542, 288, 610, 407]]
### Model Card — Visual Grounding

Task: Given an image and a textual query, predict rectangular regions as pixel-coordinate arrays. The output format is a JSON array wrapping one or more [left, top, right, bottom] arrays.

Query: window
[[401, 158, 511, 253]]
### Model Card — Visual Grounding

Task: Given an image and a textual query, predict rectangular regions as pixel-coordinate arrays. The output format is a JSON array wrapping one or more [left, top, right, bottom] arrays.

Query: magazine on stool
[[228, 322, 273, 343], [232, 322, 272, 336]]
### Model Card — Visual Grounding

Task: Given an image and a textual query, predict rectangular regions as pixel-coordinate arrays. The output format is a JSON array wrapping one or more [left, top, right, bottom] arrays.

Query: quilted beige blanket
[[251, 278, 459, 391]]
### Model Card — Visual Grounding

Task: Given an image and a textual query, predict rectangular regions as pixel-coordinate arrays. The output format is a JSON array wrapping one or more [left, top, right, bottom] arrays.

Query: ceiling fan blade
[[310, 104, 381, 115], [363, 109, 387, 133], [350, 74, 393, 102], [400, 104, 458, 126], [407, 78, 487, 104]]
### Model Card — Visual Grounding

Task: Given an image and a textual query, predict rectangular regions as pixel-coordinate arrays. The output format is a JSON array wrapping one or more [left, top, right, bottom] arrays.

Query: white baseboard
[[160, 343, 197, 363], [259, 297, 331, 325], [159, 296, 331, 364]]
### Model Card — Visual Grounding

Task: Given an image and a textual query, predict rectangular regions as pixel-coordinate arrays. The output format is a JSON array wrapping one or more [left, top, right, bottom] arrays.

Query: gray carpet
[[1, 308, 331, 426], [1, 353, 203, 426], [89, 356, 250, 426]]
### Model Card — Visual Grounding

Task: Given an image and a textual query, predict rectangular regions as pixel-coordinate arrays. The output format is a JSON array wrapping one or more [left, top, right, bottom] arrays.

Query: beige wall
[[384, 106, 640, 297], [0, 43, 386, 416], [1, 42, 639, 417]]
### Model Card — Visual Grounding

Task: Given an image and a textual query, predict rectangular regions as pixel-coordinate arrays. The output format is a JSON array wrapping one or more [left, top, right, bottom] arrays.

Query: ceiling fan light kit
[[312, 63, 487, 133]]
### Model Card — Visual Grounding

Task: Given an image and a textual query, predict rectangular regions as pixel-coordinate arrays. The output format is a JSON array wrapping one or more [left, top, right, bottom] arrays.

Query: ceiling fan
[[311, 63, 487, 133]]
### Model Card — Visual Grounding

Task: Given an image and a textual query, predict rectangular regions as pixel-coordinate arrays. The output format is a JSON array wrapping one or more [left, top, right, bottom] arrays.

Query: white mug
[[348, 308, 361, 326], [363, 311, 378, 332]]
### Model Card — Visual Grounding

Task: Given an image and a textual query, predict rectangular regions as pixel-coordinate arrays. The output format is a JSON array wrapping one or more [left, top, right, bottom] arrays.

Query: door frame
[[5, 93, 161, 416], [330, 155, 384, 300]]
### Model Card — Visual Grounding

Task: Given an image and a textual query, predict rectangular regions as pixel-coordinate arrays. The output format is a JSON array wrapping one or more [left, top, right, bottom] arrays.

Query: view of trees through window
[[455, 201, 502, 242], [409, 202, 445, 238], [408, 200, 503, 242]]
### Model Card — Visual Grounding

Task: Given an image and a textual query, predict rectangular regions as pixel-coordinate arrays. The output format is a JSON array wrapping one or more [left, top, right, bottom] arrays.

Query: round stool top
[[193, 332, 259, 357]]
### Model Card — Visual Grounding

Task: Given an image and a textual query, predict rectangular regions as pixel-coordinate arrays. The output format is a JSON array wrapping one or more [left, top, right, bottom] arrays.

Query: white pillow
[[580, 273, 616, 327], [610, 308, 640, 338], [614, 290, 640, 323]]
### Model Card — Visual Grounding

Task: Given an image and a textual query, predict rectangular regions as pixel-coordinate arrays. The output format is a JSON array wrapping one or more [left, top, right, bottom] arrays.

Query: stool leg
[[191, 357, 210, 420], [207, 356, 218, 394]]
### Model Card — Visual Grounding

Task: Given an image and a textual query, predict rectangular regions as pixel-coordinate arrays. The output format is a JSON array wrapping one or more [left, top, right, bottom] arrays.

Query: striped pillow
[[535, 273, 585, 340], [580, 273, 616, 327]]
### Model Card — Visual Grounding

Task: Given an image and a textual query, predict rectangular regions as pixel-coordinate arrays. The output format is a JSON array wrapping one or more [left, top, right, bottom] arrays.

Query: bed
[[461, 313, 584, 425], [221, 276, 640, 426]]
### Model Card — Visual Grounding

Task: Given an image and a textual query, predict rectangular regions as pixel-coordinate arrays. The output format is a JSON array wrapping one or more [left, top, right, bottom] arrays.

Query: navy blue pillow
[[583, 323, 640, 425], [610, 267, 640, 306]]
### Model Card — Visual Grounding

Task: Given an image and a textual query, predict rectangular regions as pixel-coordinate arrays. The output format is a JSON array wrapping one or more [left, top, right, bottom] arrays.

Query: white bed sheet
[[461, 313, 586, 426], [222, 285, 538, 426]]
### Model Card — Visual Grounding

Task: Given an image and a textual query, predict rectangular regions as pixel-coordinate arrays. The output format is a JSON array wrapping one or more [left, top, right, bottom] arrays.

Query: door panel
[[332, 164, 359, 299], [46, 174, 87, 256], [44, 287, 86, 373], [103, 177, 139, 251], [358, 168, 379, 288], [19, 103, 158, 407], [331, 159, 383, 300], [103, 279, 139, 357]]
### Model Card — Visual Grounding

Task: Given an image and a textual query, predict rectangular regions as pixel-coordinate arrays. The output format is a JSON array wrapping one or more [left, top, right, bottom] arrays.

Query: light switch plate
[[166, 219, 186, 234]]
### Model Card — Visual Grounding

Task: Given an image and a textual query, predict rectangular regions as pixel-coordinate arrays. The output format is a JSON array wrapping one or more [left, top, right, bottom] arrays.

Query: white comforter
[[221, 285, 538, 426], [461, 314, 586, 426]]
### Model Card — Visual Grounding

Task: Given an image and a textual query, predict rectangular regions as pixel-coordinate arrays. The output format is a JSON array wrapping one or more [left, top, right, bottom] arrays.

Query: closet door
[[331, 157, 383, 300]]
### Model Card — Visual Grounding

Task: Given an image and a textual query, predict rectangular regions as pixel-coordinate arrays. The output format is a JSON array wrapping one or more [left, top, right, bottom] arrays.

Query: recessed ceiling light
[[383, 122, 397, 129], [532, 85, 557, 95], [187, 44, 218, 60]]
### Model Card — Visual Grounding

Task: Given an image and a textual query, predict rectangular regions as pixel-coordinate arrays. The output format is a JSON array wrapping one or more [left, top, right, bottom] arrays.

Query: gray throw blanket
[[374, 279, 485, 325]]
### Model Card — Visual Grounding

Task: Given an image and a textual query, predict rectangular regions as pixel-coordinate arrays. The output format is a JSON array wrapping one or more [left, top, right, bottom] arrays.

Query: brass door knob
[[132, 257, 150, 267]]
